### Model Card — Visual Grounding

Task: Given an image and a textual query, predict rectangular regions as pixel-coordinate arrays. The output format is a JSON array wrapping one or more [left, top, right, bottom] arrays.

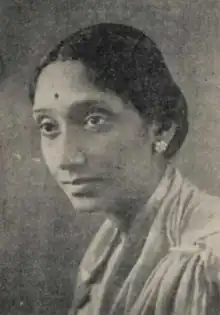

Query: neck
[[108, 158, 168, 236]]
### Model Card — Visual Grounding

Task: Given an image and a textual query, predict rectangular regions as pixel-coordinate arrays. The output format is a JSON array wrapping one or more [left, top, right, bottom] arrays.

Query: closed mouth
[[61, 177, 103, 185], [61, 177, 104, 198], [72, 177, 103, 185]]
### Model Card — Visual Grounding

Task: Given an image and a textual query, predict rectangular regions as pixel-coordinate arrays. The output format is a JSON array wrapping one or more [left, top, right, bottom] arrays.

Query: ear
[[150, 121, 177, 155], [149, 95, 188, 158]]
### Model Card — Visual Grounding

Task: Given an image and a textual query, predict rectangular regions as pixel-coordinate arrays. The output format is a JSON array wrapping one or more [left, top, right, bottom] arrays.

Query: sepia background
[[1, 0, 220, 314]]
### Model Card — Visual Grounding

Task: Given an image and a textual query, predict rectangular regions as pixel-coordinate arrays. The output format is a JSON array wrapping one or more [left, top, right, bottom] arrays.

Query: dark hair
[[29, 22, 188, 158]]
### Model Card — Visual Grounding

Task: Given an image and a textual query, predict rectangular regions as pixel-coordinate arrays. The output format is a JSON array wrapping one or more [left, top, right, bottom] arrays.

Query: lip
[[72, 190, 97, 198], [61, 177, 104, 197], [61, 177, 103, 185], [72, 177, 103, 185], [71, 183, 99, 198]]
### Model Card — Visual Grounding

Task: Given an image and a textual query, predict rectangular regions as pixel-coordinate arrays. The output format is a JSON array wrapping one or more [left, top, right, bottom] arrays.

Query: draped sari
[[69, 165, 220, 315]]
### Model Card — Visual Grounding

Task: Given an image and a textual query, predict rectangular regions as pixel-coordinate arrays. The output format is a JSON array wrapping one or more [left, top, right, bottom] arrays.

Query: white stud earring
[[154, 140, 168, 154]]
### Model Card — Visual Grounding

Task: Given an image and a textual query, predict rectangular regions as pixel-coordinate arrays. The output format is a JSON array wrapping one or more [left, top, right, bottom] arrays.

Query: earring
[[154, 140, 168, 154]]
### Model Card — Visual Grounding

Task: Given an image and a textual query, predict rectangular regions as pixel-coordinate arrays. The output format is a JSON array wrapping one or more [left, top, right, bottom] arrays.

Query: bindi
[[54, 93, 59, 99]]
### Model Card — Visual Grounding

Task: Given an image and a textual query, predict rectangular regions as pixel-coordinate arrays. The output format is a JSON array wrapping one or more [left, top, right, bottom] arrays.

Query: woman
[[29, 23, 220, 315]]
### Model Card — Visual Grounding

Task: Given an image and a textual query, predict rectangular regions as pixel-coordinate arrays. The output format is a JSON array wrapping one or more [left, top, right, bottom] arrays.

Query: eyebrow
[[33, 100, 115, 117]]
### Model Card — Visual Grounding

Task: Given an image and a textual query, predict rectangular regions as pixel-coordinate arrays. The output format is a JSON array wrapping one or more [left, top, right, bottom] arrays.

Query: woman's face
[[33, 60, 158, 214]]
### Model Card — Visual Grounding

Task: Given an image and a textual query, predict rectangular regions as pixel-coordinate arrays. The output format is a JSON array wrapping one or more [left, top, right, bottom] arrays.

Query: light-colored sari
[[69, 165, 220, 315]]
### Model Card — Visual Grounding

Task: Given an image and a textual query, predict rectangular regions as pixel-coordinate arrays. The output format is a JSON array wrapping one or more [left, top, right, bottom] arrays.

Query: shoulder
[[179, 176, 220, 257], [171, 173, 220, 285], [163, 167, 220, 243]]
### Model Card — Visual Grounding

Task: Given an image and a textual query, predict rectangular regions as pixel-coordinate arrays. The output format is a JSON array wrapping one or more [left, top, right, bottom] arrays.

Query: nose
[[60, 151, 87, 171], [59, 131, 87, 171]]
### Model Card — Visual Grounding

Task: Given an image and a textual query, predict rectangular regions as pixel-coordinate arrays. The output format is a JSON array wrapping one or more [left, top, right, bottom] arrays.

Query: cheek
[[88, 133, 126, 169], [41, 139, 61, 176], [91, 130, 151, 176]]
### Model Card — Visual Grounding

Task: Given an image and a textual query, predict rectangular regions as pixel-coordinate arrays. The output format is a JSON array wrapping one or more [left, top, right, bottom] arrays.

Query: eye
[[38, 118, 60, 138], [84, 114, 107, 130]]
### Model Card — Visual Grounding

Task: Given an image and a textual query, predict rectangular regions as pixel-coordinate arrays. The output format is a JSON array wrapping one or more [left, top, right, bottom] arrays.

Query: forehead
[[33, 60, 125, 114]]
